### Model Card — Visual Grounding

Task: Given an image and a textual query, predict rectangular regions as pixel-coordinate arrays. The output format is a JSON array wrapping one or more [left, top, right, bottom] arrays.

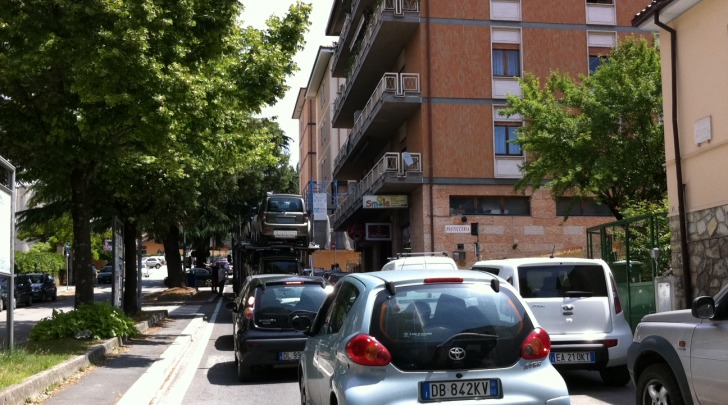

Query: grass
[[0, 338, 99, 390]]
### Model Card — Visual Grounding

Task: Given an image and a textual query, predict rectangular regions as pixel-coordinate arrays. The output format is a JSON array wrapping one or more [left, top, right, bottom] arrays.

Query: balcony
[[333, 72, 422, 178], [331, 0, 420, 128], [332, 152, 423, 230]]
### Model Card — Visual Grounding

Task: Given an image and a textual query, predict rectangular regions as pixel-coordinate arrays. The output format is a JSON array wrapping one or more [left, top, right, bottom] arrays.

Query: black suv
[[21, 273, 58, 302], [251, 193, 310, 247], [225, 274, 331, 381]]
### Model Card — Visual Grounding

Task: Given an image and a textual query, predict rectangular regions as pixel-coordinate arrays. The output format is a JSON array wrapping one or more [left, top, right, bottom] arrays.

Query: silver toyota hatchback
[[292, 269, 570, 405]]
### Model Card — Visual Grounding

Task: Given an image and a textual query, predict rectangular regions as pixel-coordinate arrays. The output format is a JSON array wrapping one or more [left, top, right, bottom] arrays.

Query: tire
[[26, 294, 32, 307], [299, 372, 307, 405], [40, 291, 47, 302], [155, 264, 161, 269], [600, 365, 631, 386], [51, 290, 57, 301], [636, 363, 684, 405], [0, 297, 4, 312]]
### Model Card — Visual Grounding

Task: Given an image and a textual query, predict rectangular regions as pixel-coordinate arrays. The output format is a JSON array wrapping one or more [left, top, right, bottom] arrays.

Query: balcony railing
[[334, 72, 421, 169], [332, 0, 420, 112], [333, 152, 422, 225]]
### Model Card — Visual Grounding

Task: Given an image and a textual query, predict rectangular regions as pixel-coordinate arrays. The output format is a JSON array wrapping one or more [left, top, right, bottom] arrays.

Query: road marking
[[151, 297, 223, 405]]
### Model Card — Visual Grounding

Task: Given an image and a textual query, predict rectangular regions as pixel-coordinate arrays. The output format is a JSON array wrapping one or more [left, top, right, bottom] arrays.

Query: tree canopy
[[0, 0, 311, 308], [502, 36, 665, 220]]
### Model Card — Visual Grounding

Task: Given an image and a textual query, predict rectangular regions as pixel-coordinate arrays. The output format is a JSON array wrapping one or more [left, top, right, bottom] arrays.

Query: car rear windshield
[[254, 283, 328, 329], [369, 283, 534, 371], [266, 197, 304, 212], [517, 264, 608, 298]]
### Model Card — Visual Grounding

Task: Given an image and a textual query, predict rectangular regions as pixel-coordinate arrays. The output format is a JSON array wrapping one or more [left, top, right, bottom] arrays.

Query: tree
[[502, 36, 665, 220], [0, 1, 311, 307]]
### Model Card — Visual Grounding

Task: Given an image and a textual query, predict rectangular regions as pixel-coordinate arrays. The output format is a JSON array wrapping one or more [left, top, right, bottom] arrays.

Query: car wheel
[[0, 297, 3, 312], [600, 365, 630, 386], [26, 294, 32, 307], [155, 264, 161, 269], [299, 375, 307, 405], [205, 279, 212, 287], [52, 290, 57, 301], [636, 363, 684, 405], [40, 291, 47, 302], [237, 356, 252, 382]]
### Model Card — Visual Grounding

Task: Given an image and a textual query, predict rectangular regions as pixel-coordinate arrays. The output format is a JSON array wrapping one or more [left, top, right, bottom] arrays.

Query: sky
[[242, 1, 336, 168]]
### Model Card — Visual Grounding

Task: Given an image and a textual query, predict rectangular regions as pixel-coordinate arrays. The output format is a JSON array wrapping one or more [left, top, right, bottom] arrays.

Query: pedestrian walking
[[217, 264, 227, 295]]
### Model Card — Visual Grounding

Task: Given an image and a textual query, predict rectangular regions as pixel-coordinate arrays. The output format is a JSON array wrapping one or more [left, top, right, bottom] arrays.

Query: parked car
[[0, 275, 33, 308], [381, 252, 458, 271], [98, 266, 114, 284], [470, 257, 633, 385], [21, 273, 58, 302], [251, 193, 310, 247], [145, 257, 163, 269], [628, 283, 728, 405], [292, 269, 570, 405], [225, 274, 332, 382], [189, 267, 212, 287]]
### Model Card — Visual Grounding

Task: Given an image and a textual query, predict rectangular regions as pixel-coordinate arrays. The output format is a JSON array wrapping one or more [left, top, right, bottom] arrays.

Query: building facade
[[299, 0, 649, 271], [634, 0, 728, 307]]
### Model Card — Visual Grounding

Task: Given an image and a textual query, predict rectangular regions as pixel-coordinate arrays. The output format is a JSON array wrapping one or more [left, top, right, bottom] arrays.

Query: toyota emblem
[[448, 347, 466, 361]]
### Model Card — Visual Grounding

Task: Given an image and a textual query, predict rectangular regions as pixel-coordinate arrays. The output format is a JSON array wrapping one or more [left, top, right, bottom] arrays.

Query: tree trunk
[[123, 219, 140, 315], [164, 223, 184, 288], [70, 167, 95, 307]]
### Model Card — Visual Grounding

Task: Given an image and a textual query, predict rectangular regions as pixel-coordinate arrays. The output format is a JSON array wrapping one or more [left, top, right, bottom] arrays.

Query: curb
[[0, 310, 169, 405]]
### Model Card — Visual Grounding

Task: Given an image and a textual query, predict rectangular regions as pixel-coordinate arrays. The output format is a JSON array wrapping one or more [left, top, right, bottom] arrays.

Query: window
[[492, 48, 520, 77], [556, 197, 612, 216], [450, 196, 530, 216], [321, 281, 359, 335], [494, 124, 522, 156], [587, 0, 613, 4], [589, 54, 609, 74]]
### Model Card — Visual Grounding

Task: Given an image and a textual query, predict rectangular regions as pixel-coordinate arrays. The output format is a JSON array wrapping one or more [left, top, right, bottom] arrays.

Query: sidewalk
[[0, 286, 224, 405]]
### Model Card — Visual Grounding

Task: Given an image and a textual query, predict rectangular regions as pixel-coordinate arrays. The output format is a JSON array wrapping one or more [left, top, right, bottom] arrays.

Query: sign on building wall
[[366, 223, 392, 241], [312, 192, 328, 220], [445, 224, 471, 234], [362, 195, 408, 209]]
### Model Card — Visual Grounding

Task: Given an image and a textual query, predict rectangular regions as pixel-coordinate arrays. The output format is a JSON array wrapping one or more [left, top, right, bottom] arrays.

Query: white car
[[628, 283, 728, 405], [293, 269, 570, 404], [471, 257, 633, 385], [145, 257, 163, 269], [381, 252, 458, 271]]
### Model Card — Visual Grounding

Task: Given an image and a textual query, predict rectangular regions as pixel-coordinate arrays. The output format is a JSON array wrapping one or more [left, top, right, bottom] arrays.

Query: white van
[[381, 253, 458, 271], [471, 257, 632, 386]]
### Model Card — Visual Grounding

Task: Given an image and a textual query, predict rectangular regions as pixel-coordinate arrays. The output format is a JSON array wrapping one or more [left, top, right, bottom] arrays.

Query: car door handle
[[562, 304, 574, 314]]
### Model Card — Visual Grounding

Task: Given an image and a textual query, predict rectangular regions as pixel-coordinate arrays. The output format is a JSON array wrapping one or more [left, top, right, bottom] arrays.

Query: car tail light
[[602, 339, 618, 348], [284, 281, 303, 285], [244, 296, 255, 319], [345, 334, 391, 366], [520, 328, 551, 360], [609, 275, 623, 314]]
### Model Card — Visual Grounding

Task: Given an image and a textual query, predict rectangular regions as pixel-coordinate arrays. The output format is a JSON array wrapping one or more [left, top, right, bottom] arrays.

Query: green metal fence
[[587, 214, 667, 331]]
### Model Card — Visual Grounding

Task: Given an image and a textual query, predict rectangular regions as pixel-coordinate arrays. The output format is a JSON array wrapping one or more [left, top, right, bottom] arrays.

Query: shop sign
[[362, 195, 408, 209]]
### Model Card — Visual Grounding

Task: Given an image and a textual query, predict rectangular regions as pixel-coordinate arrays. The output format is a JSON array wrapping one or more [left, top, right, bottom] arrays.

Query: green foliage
[[29, 302, 139, 341], [503, 36, 665, 220], [14, 251, 65, 277], [622, 199, 671, 276]]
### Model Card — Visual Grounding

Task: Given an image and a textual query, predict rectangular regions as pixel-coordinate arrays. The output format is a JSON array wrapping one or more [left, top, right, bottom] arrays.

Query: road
[[0, 266, 168, 347], [4, 266, 637, 404], [159, 298, 636, 405]]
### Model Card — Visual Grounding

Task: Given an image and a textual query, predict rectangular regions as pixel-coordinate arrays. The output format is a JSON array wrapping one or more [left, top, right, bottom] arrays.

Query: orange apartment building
[[296, 0, 650, 271]]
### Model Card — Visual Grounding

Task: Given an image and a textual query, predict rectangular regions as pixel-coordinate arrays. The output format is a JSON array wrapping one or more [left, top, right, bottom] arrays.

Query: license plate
[[550, 351, 596, 364], [420, 379, 499, 402], [275, 216, 297, 224], [278, 351, 301, 361], [273, 230, 297, 238]]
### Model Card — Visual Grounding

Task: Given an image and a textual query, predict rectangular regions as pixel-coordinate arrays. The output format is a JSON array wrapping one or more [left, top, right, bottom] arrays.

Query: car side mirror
[[291, 314, 312, 334], [691, 296, 715, 319]]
